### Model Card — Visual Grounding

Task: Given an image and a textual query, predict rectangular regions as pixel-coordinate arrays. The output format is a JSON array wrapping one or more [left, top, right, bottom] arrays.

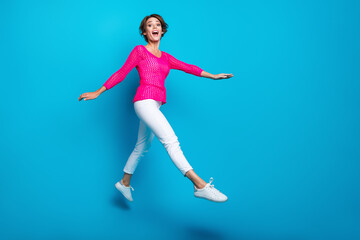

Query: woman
[[78, 14, 233, 203]]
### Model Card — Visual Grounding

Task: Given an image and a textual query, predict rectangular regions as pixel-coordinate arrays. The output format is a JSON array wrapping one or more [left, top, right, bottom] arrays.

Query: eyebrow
[[147, 21, 160, 24]]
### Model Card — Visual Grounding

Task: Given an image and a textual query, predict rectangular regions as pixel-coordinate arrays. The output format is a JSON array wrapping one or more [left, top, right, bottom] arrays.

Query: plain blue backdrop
[[1, 0, 359, 239]]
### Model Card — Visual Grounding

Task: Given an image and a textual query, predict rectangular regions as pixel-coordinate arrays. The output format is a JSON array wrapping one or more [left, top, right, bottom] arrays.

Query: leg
[[134, 99, 193, 176], [122, 119, 155, 186], [185, 169, 207, 189], [122, 172, 132, 187]]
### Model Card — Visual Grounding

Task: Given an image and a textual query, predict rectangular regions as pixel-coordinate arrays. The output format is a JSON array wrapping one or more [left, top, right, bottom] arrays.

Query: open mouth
[[152, 30, 159, 37]]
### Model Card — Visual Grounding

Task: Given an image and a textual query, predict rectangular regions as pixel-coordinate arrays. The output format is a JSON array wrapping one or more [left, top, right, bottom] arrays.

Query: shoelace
[[209, 177, 214, 188], [208, 177, 221, 193]]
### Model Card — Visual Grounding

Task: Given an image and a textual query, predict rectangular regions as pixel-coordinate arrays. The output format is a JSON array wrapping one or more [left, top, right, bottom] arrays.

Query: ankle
[[195, 183, 206, 189], [122, 179, 130, 187]]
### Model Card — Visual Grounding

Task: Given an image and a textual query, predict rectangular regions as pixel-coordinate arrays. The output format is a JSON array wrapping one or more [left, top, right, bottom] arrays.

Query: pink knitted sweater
[[103, 45, 204, 105]]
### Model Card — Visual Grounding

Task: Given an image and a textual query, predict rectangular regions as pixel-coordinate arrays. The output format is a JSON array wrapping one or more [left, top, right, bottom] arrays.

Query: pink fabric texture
[[103, 45, 204, 105]]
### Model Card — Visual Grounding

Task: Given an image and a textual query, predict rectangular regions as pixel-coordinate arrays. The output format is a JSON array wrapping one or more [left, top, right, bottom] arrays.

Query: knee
[[160, 135, 180, 148]]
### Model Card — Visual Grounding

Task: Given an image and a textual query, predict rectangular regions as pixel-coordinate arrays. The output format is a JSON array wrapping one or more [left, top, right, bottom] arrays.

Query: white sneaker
[[194, 177, 228, 202], [115, 179, 135, 202]]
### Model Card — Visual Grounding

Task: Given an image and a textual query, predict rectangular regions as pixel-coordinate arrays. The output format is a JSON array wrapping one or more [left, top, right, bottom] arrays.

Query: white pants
[[123, 99, 193, 176]]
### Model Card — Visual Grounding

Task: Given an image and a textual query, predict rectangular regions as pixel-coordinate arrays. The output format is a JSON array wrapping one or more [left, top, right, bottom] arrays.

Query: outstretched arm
[[166, 52, 204, 77], [78, 46, 140, 102], [103, 45, 140, 90], [166, 52, 233, 80]]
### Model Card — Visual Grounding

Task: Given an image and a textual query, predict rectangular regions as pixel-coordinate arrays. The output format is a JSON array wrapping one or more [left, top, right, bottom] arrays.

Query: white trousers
[[123, 99, 193, 176]]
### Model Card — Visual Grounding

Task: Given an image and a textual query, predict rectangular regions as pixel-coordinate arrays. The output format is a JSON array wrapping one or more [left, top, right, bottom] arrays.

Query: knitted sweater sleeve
[[166, 52, 203, 77], [103, 46, 140, 90]]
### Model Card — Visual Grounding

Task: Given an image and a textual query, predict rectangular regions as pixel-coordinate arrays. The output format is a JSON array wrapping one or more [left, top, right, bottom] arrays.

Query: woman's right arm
[[103, 45, 140, 90], [78, 45, 140, 102]]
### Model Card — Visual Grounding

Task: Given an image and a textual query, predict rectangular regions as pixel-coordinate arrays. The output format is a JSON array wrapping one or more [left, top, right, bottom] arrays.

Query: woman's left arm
[[166, 52, 233, 80], [166, 52, 203, 77]]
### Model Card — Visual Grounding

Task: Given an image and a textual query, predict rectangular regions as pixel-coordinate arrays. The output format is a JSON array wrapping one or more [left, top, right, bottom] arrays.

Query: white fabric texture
[[123, 99, 193, 176]]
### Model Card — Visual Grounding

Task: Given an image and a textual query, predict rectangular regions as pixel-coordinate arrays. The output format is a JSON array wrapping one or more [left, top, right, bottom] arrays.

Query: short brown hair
[[139, 14, 168, 42]]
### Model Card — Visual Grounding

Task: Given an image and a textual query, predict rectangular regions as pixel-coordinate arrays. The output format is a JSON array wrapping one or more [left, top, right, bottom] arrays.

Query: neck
[[146, 41, 160, 51]]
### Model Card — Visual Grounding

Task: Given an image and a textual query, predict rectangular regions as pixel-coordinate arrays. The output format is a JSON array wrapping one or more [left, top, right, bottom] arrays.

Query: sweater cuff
[[103, 83, 111, 90], [197, 69, 204, 77]]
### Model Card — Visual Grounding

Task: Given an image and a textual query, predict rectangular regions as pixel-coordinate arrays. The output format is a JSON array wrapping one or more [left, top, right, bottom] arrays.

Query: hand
[[213, 73, 234, 80], [78, 91, 100, 101]]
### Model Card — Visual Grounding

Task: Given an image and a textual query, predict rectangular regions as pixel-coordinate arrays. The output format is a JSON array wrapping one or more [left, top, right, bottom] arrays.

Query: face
[[144, 17, 163, 42]]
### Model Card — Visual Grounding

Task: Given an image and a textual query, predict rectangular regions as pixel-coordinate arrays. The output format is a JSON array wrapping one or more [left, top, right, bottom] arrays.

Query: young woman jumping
[[78, 14, 234, 203]]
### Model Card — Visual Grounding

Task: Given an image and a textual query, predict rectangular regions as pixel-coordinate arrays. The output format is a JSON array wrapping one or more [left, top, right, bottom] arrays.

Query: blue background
[[1, 0, 359, 239]]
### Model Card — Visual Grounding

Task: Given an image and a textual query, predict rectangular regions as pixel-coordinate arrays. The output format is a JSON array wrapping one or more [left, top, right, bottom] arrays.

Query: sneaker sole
[[194, 194, 228, 202]]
